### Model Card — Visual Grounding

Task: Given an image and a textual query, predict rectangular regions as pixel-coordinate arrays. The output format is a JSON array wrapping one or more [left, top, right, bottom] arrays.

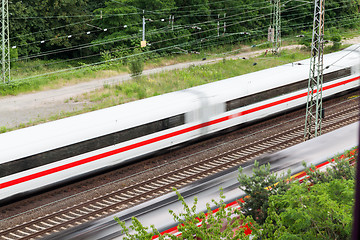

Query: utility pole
[[217, 14, 220, 37], [1, 0, 10, 83], [141, 10, 146, 47], [223, 13, 226, 36], [169, 15, 174, 30], [270, 0, 281, 54], [304, 0, 325, 140]]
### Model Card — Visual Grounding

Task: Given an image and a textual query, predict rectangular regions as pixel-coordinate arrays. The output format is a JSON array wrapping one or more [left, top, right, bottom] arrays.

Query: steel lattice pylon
[[304, 0, 325, 140], [1, 0, 10, 83], [271, 0, 281, 54]]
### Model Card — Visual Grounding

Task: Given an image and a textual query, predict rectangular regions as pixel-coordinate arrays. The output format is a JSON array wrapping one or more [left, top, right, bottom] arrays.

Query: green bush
[[128, 49, 144, 77], [262, 179, 354, 240], [238, 160, 292, 225], [297, 31, 312, 49], [329, 28, 342, 51]]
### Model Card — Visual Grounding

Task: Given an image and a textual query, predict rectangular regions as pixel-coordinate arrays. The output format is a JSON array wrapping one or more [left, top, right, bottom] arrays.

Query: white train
[[1, 45, 359, 203]]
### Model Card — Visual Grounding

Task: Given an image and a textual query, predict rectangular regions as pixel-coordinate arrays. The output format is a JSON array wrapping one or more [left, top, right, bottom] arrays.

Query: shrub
[[128, 49, 144, 77], [237, 160, 292, 225]]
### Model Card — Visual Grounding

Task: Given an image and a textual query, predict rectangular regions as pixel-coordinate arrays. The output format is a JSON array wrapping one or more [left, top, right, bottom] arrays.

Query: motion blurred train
[[1, 45, 359, 203], [48, 122, 358, 240]]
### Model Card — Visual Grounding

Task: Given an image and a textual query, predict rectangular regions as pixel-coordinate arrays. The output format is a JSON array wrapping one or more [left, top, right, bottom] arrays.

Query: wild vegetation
[[5, 0, 359, 83], [116, 147, 358, 239]]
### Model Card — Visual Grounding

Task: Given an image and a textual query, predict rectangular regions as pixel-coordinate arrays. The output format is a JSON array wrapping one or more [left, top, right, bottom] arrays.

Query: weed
[[0, 126, 7, 133]]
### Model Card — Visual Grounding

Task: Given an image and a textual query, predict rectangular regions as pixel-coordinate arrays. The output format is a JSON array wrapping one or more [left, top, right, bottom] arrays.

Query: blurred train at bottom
[[47, 122, 358, 240], [1, 45, 359, 203]]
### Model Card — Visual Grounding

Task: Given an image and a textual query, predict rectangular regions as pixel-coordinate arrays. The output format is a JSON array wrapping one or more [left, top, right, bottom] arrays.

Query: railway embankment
[[1, 35, 359, 130]]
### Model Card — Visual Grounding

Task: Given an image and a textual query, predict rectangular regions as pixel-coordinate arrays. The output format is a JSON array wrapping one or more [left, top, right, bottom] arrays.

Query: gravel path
[[0, 38, 358, 128]]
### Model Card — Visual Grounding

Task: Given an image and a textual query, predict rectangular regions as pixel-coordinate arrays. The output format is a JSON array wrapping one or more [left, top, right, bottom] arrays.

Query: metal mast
[[271, 0, 281, 54], [1, 0, 10, 83], [304, 0, 325, 140]]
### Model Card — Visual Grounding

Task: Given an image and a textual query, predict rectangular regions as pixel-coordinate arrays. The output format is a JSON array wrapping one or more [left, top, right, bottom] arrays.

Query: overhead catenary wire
[[8, 0, 283, 46], [14, 2, 312, 61], [13, 5, 352, 65], [325, 45, 360, 69], [14, 0, 314, 61], [12, 4, 356, 70], [13, 0, 350, 54], [9, 0, 358, 64], [11, 3, 273, 50], [12, 7, 274, 61], [9, 0, 271, 21], [13, 12, 357, 75], [12, 16, 358, 82]]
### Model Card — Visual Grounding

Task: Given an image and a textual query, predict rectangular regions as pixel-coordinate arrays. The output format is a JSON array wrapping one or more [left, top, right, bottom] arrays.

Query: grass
[[79, 49, 310, 104], [2, 26, 359, 96]]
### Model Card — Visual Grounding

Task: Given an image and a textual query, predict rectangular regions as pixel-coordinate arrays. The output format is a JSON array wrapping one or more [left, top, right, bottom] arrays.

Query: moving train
[[1, 45, 359, 203], [47, 122, 359, 240]]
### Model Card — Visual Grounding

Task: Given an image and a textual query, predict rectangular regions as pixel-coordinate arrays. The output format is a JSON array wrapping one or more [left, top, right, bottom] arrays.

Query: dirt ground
[[0, 38, 358, 129]]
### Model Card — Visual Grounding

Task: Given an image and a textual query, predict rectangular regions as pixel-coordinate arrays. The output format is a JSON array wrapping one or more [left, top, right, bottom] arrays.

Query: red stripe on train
[[1, 76, 359, 189]]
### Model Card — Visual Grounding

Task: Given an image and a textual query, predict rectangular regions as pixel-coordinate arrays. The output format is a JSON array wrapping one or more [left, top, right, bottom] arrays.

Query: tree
[[128, 48, 145, 77], [115, 188, 256, 239], [261, 179, 354, 240], [237, 160, 291, 225], [10, 0, 94, 57]]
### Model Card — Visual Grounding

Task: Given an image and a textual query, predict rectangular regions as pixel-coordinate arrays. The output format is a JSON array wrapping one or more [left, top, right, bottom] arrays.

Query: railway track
[[0, 101, 358, 240]]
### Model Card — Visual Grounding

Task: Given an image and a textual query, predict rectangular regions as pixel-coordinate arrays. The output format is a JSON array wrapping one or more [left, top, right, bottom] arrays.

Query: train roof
[[0, 90, 201, 162]]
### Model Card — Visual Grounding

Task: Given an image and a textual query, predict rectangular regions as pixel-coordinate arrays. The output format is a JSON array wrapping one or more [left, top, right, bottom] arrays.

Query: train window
[[226, 81, 307, 111], [0, 113, 185, 178], [323, 67, 351, 83], [226, 67, 351, 112]]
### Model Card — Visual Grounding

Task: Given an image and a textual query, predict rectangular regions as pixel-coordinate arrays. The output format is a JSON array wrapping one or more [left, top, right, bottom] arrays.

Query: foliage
[[298, 27, 344, 51], [258, 147, 357, 239], [303, 147, 358, 185], [237, 160, 292, 225], [10, 0, 94, 57], [328, 27, 342, 50], [261, 179, 354, 240], [115, 188, 255, 239], [128, 48, 145, 77], [297, 31, 312, 49], [113, 148, 357, 239], [8, 0, 359, 62], [0, 126, 8, 134], [100, 50, 113, 64]]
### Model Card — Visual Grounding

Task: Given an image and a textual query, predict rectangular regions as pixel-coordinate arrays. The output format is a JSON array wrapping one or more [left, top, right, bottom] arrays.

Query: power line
[[12, 8, 274, 61], [13, 11, 358, 76], [10, 1, 356, 63], [12, 14, 358, 82], [10, 4, 269, 49], [13, 0, 347, 51], [10, 19, 94, 40]]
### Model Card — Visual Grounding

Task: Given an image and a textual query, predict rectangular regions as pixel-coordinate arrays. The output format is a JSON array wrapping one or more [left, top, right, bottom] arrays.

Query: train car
[[1, 44, 359, 203], [46, 122, 359, 240]]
